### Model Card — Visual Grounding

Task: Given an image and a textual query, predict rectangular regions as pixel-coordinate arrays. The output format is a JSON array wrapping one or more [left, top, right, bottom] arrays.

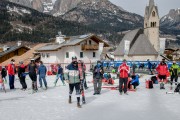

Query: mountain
[[0, 0, 110, 43], [61, 0, 143, 32], [160, 8, 180, 35]]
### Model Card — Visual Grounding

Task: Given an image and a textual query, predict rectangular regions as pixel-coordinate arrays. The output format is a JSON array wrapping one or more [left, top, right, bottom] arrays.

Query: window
[[46, 53, 50, 58], [152, 11, 155, 17], [41, 53, 45, 58], [151, 22, 153, 27], [80, 52, 83, 58], [93, 52, 96, 57], [66, 52, 69, 58], [89, 40, 91, 45]]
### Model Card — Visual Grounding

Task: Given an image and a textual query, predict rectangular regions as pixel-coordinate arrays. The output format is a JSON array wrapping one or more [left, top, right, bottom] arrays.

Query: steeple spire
[[149, 0, 155, 7]]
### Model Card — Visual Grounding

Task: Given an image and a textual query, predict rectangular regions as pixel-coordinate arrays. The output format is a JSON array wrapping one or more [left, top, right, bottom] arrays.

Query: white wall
[[115, 55, 158, 61]]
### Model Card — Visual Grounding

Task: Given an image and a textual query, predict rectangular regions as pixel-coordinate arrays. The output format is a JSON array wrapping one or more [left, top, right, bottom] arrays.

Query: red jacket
[[8, 64, 15, 75], [118, 63, 130, 78], [156, 63, 168, 75]]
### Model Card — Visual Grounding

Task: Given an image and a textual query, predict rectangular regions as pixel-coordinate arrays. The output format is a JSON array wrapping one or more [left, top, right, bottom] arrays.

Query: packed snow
[[0, 74, 180, 120], [7, 5, 31, 15]]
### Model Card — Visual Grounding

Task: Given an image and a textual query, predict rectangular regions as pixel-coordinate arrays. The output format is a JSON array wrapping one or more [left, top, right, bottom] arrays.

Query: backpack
[[174, 83, 180, 93], [151, 76, 158, 84]]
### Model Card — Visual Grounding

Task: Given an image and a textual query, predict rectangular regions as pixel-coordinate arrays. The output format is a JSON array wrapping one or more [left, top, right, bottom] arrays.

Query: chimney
[[17, 41, 22, 46], [56, 31, 66, 44]]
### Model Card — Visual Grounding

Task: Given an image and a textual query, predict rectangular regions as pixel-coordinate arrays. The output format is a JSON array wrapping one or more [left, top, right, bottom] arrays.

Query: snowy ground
[[0, 73, 180, 120]]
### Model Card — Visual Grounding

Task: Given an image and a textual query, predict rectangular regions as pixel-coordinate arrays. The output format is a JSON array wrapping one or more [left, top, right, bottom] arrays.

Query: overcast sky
[[109, 0, 180, 17]]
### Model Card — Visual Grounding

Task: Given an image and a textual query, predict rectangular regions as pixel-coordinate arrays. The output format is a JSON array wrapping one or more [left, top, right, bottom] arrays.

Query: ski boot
[[68, 96, 72, 104], [82, 96, 86, 104], [77, 102, 81, 108]]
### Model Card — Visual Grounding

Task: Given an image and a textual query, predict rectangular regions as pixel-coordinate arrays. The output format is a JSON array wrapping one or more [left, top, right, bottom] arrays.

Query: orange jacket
[[8, 64, 15, 75], [156, 63, 168, 75]]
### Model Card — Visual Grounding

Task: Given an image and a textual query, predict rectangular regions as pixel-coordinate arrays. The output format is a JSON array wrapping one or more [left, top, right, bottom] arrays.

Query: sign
[[124, 40, 130, 55]]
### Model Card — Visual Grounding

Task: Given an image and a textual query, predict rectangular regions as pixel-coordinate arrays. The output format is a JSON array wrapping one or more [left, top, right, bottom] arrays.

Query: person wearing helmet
[[64, 56, 82, 108], [93, 60, 104, 95], [169, 61, 180, 87], [28, 59, 38, 92]]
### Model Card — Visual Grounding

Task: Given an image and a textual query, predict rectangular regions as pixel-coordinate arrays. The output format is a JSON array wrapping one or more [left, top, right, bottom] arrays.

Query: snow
[[118, 18, 123, 22], [161, 16, 167, 22], [1, 74, 180, 120], [168, 16, 174, 21], [6, 5, 31, 15]]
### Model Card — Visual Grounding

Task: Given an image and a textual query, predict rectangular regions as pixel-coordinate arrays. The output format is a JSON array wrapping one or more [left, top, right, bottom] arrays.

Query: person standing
[[132, 62, 137, 74], [156, 59, 168, 89], [38, 61, 48, 90], [93, 60, 104, 95], [1, 66, 7, 84], [147, 59, 153, 75], [118, 59, 130, 95], [81, 61, 88, 89], [64, 56, 81, 108], [18, 61, 27, 90], [54, 64, 65, 86], [28, 59, 38, 92], [169, 61, 180, 87], [7, 59, 16, 90]]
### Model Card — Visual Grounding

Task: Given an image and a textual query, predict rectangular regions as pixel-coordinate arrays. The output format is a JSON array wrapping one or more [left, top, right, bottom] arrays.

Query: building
[[36, 34, 110, 71], [0, 44, 30, 63], [114, 0, 160, 61]]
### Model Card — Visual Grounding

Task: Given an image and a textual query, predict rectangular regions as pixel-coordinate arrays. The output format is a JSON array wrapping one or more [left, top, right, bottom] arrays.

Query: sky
[[109, 0, 180, 17]]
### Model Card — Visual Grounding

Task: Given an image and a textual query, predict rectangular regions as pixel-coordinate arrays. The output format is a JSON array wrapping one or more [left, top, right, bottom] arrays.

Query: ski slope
[[0, 74, 180, 120]]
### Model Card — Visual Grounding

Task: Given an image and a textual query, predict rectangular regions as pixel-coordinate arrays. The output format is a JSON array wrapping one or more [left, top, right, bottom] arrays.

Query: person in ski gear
[[118, 59, 130, 95], [38, 61, 48, 89], [130, 74, 140, 89], [81, 61, 88, 89], [78, 60, 86, 104], [64, 56, 81, 108], [54, 64, 65, 86], [93, 60, 104, 95], [156, 59, 168, 89], [1, 66, 7, 84], [169, 61, 180, 86], [18, 61, 27, 90], [7, 59, 16, 89], [28, 59, 38, 92], [147, 59, 153, 75]]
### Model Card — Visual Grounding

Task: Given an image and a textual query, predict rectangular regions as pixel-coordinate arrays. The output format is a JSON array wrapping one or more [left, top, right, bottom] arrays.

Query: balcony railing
[[81, 44, 99, 50]]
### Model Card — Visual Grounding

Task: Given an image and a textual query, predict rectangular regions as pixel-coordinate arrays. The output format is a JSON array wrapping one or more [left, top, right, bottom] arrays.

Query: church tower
[[144, 0, 160, 52]]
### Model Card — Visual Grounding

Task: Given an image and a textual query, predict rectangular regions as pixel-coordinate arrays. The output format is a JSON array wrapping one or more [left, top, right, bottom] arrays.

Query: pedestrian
[[7, 59, 16, 90], [118, 59, 130, 95], [78, 60, 86, 104], [147, 59, 153, 75], [169, 61, 180, 88], [64, 56, 81, 108], [38, 61, 48, 90], [54, 64, 65, 86], [81, 61, 88, 89], [93, 60, 104, 95], [28, 59, 38, 92], [132, 61, 137, 74], [1, 66, 7, 84], [18, 61, 27, 90], [156, 59, 168, 89]]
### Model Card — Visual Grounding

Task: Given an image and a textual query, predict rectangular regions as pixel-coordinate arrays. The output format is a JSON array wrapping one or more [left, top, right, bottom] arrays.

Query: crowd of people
[[0, 57, 180, 108]]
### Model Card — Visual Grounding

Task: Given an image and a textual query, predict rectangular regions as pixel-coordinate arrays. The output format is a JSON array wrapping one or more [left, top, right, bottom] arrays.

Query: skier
[[93, 60, 104, 95], [7, 59, 16, 90], [18, 61, 27, 90], [54, 64, 65, 86], [38, 61, 48, 90], [156, 59, 168, 89], [78, 60, 86, 104], [1, 66, 7, 84], [64, 56, 81, 108], [118, 59, 130, 95], [28, 59, 38, 92], [147, 59, 153, 75], [169, 61, 180, 88]]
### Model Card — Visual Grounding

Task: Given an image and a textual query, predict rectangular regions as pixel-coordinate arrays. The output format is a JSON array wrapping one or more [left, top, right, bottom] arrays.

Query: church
[[114, 0, 161, 61]]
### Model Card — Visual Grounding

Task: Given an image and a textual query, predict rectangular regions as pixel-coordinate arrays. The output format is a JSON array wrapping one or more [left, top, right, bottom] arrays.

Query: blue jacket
[[131, 75, 140, 85], [148, 61, 152, 69], [38, 64, 47, 76], [57, 67, 63, 74]]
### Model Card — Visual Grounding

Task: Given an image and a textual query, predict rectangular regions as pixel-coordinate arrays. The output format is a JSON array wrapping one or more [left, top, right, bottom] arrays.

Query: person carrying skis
[[78, 60, 86, 104], [18, 61, 27, 90], [93, 60, 104, 95], [54, 64, 65, 86], [169, 61, 180, 87], [156, 59, 168, 89], [28, 59, 38, 92], [38, 61, 48, 90], [118, 59, 130, 95], [64, 56, 81, 108]]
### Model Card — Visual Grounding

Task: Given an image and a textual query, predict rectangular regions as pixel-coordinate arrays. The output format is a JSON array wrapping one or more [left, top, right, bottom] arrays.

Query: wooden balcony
[[81, 44, 99, 51]]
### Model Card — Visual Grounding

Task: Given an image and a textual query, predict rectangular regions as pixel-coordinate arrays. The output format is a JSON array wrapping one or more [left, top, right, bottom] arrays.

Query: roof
[[114, 29, 158, 56], [145, 0, 159, 19], [0, 45, 30, 57], [36, 34, 110, 51]]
